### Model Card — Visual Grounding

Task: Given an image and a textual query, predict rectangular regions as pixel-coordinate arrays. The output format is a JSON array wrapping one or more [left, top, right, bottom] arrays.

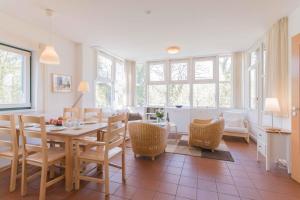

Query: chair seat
[[27, 147, 65, 163], [79, 146, 122, 161], [224, 126, 248, 133]]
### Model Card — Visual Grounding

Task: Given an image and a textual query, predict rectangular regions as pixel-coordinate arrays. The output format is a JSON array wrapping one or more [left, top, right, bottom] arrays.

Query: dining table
[[25, 122, 107, 192]]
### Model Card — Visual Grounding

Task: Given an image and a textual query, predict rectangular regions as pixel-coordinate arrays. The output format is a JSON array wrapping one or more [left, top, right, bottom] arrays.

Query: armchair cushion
[[224, 126, 248, 134]]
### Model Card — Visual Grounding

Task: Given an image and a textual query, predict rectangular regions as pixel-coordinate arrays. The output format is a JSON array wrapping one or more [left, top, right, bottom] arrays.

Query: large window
[[249, 50, 258, 110], [219, 56, 232, 108], [135, 63, 145, 106], [144, 56, 233, 108], [95, 52, 126, 108], [0, 44, 31, 110]]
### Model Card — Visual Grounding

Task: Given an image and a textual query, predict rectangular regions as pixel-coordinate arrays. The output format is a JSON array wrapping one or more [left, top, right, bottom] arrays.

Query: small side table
[[257, 127, 291, 173]]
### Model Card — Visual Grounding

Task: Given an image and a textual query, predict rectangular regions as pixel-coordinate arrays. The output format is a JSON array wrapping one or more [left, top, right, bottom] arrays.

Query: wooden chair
[[63, 107, 80, 121], [74, 113, 128, 196], [19, 115, 65, 200], [83, 108, 102, 123], [0, 114, 19, 192]]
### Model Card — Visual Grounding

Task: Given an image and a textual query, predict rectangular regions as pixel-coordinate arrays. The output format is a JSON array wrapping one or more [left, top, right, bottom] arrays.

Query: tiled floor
[[1, 138, 300, 200]]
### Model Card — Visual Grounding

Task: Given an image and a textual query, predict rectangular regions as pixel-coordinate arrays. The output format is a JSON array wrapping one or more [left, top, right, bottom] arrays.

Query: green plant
[[155, 111, 164, 119]]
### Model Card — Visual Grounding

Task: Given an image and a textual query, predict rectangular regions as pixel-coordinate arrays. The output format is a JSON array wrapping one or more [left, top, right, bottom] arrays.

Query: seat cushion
[[0, 148, 22, 158], [27, 147, 65, 163], [79, 146, 122, 161], [224, 126, 248, 134]]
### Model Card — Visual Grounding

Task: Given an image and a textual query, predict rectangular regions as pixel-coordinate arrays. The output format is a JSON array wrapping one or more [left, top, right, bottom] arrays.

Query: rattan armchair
[[189, 118, 225, 151], [128, 122, 168, 160]]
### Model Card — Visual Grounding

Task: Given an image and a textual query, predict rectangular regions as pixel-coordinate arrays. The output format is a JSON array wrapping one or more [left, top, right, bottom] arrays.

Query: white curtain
[[232, 52, 245, 109], [125, 60, 136, 106], [265, 17, 288, 116]]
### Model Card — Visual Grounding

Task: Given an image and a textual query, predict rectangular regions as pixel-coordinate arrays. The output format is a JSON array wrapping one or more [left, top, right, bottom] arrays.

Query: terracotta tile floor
[[1, 138, 300, 200]]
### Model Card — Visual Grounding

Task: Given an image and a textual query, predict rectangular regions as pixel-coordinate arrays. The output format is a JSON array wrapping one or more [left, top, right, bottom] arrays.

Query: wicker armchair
[[189, 118, 225, 151], [128, 122, 168, 160]]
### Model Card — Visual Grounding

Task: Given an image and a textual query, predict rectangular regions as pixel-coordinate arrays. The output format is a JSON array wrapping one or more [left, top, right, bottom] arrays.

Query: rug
[[165, 134, 234, 162]]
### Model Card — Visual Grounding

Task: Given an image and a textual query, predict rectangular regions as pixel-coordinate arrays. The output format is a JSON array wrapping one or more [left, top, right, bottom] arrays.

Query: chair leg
[[39, 165, 48, 200], [49, 166, 55, 179], [75, 159, 80, 190], [9, 158, 18, 192], [151, 156, 155, 161], [245, 136, 250, 143], [122, 148, 126, 182], [21, 159, 27, 196], [104, 160, 110, 196]]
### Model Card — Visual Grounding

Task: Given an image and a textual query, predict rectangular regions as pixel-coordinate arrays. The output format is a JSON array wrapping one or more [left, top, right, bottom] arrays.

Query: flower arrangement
[[155, 110, 164, 120]]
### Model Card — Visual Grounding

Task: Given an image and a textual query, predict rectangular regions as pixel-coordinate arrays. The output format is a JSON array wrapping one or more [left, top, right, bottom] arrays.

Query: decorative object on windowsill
[[52, 74, 72, 92], [40, 9, 60, 65], [155, 110, 164, 123], [264, 97, 281, 131], [72, 81, 90, 107], [175, 105, 183, 108]]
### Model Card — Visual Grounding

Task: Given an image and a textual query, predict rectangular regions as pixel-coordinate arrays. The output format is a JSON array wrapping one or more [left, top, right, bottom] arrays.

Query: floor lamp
[[72, 81, 90, 108]]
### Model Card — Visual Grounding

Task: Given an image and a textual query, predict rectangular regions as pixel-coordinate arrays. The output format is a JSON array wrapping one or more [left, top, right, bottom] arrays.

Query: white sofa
[[222, 111, 250, 143]]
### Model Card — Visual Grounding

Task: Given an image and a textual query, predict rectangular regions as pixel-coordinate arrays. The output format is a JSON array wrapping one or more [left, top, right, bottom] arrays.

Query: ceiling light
[[167, 46, 180, 54], [40, 9, 60, 65]]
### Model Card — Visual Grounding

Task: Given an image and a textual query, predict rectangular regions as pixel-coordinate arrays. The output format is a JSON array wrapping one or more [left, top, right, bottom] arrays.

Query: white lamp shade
[[78, 81, 89, 93], [40, 45, 60, 65], [264, 98, 281, 112]]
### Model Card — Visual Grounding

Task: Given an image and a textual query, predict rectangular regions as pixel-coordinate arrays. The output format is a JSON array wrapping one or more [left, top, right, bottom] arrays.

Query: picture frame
[[52, 74, 72, 93]]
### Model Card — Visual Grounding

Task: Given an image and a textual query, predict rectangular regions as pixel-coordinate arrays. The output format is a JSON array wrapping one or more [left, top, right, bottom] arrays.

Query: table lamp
[[264, 97, 281, 131], [72, 81, 90, 107]]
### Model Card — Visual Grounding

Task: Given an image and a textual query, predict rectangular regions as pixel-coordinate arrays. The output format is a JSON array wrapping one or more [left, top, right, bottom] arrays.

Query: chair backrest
[[104, 113, 128, 151], [0, 114, 18, 156], [19, 115, 48, 162], [63, 107, 80, 120], [83, 108, 102, 122]]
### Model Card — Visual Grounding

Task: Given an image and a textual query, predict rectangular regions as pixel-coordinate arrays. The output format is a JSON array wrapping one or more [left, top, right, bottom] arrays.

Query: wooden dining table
[[26, 122, 107, 192]]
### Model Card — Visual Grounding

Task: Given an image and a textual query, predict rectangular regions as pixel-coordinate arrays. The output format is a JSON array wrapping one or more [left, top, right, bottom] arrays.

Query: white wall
[[0, 12, 80, 117], [0, 12, 81, 168]]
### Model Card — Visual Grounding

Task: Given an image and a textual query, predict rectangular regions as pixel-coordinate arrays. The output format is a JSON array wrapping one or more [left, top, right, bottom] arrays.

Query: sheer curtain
[[232, 52, 246, 109], [265, 17, 288, 116]]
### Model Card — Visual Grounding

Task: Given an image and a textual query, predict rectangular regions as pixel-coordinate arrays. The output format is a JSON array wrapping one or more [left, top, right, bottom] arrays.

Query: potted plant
[[155, 110, 164, 123]]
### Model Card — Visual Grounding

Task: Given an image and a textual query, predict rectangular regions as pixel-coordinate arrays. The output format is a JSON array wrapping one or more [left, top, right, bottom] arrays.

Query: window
[[148, 85, 166, 106], [114, 62, 126, 108], [0, 44, 31, 110], [170, 62, 188, 81], [249, 68, 257, 109], [168, 84, 190, 106], [97, 54, 112, 80], [95, 83, 111, 107], [95, 51, 126, 108], [219, 56, 232, 107], [194, 60, 214, 80], [248, 50, 259, 110], [193, 84, 216, 107], [149, 63, 165, 82], [135, 63, 145, 106], [144, 55, 233, 108]]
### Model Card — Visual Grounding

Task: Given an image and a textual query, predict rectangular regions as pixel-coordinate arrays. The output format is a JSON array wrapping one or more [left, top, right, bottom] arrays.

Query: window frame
[[248, 49, 259, 110], [0, 43, 32, 111], [95, 51, 126, 108], [143, 55, 234, 108], [218, 55, 233, 108]]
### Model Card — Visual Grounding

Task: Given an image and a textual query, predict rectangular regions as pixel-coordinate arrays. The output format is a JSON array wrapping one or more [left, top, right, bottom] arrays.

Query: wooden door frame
[[291, 33, 300, 182]]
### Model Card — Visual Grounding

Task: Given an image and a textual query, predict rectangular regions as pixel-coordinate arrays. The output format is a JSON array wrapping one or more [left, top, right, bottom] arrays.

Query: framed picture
[[52, 74, 72, 93]]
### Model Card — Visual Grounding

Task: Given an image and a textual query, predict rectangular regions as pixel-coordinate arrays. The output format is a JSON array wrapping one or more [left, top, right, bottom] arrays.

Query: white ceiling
[[0, 0, 299, 61]]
